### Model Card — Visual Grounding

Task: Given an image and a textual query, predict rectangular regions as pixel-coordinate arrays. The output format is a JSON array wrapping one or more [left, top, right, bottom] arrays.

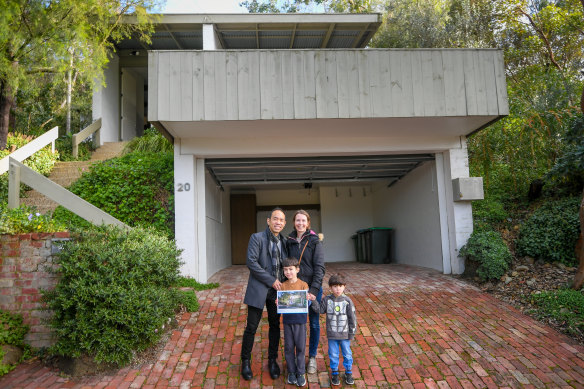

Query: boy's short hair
[[328, 273, 346, 287], [282, 257, 300, 268]]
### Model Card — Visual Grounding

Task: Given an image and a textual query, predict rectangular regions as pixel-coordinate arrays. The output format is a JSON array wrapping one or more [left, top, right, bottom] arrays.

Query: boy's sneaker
[[345, 372, 354, 385], [331, 373, 341, 386], [306, 357, 317, 374], [287, 372, 298, 385], [296, 373, 306, 387]]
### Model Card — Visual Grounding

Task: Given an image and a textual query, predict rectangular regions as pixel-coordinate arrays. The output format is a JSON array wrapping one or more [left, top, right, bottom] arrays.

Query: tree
[[0, 0, 160, 150], [240, 0, 382, 13]]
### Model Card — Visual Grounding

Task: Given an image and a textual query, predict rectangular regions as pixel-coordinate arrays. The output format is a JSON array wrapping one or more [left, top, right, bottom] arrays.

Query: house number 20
[[177, 183, 191, 192]]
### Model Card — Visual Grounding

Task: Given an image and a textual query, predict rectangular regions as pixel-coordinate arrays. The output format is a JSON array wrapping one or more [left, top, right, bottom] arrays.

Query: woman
[[286, 209, 325, 374]]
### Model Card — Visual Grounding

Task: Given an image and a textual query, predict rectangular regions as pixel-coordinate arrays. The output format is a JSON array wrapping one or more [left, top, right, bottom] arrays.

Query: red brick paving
[[1, 263, 584, 388]]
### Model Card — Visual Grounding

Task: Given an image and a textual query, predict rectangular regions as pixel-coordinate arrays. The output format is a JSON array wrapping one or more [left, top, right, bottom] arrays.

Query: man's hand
[[272, 279, 282, 290]]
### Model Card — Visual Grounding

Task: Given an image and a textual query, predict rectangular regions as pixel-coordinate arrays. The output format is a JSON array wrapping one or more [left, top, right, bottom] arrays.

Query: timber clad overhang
[[148, 48, 508, 124]]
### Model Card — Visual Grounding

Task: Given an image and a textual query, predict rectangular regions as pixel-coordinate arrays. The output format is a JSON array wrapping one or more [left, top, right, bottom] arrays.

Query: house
[[92, 13, 508, 282]]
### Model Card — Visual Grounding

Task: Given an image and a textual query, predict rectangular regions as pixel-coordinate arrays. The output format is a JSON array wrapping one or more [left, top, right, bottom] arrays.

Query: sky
[[161, 0, 249, 13]]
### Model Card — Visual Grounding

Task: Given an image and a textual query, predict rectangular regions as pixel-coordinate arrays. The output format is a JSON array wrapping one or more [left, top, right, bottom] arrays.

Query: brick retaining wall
[[0, 232, 70, 348]]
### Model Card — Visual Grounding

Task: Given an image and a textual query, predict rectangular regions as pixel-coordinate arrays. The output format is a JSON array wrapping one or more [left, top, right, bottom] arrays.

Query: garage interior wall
[[205, 172, 231, 279], [371, 161, 443, 271]]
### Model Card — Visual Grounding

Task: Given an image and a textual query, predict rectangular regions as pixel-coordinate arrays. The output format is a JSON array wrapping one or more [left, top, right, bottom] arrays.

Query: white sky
[[161, 0, 248, 13]]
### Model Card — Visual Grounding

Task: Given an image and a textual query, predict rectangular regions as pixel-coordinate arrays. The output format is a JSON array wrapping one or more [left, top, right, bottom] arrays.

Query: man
[[240, 207, 287, 381]]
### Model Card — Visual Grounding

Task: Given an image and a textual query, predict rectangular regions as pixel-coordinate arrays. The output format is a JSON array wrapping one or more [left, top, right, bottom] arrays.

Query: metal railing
[[8, 158, 128, 228], [72, 118, 101, 158], [0, 126, 59, 175]]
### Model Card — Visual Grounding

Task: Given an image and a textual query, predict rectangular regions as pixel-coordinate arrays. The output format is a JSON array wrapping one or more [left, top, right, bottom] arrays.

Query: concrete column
[[203, 24, 222, 50], [92, 53, 120, 144], [439, 137, 473, 274], [174, 141, 207, 281]]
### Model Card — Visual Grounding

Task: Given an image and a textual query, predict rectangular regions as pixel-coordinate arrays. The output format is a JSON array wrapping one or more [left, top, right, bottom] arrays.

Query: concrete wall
[[371, 161, 443, 271], [93, 53, 120, 144], [205, 172, 231, 279], [320, 185, 374, 262]]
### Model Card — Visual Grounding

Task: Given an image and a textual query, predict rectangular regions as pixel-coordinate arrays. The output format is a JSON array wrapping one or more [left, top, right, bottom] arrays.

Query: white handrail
[[0, 127, 59, 175], [8, 158, 128, 228], [72, 119, 101, 158]]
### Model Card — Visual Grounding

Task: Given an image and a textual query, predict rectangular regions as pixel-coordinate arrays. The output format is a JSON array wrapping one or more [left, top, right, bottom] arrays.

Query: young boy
[[279, 257, 309, 387], [309, 273, 356, 386]]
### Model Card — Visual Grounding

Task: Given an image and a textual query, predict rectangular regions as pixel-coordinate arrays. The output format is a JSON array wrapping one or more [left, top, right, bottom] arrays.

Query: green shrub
[[52, 151, 174, 237], [460, 230, 512, 281], [55, 134, 95, 161], [122, 128, 173, 154], [0, 133, 59, 176], [43, 226, 183, 366], [516, 197, 581, 265], [530, 288, 584, 336], [176, 290, 199, 312], [0, 204, 66, 234], [472, 196, 508, 231], [174, 277, 219, 290], [0, 310, 30, 376]]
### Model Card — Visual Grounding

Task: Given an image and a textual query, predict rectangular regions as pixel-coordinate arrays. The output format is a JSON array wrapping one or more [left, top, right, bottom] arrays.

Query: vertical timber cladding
[[150, 49, 508, 122]]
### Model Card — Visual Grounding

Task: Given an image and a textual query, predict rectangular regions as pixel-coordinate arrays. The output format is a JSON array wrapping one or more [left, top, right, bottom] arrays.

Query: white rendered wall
[[121, 69, 137, 141], [320, 185, 374, 262], [441, 139, 473, 274], [92, 53, 120, 144], [205, 172, 231, 279], [174, 142, 207, 281], [371, 162, 443, 271]]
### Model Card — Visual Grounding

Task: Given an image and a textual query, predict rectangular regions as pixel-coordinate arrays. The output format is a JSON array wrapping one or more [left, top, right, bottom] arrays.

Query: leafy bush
[[43, 226, 183, 366], [0, 310, 30, 376], [531, 288, 584, 337], [122, 128, 173, 154], [516, 197, 581, 265], [0, 133, 59, 176], [472, 196, 508, 231], [52, 151, 174, 237], [176, 290, 199, 312], [55, 134, 95, 161], [174, 277, 219, 290], [460, 230, 512, 281], [0, 204, 66, 234]]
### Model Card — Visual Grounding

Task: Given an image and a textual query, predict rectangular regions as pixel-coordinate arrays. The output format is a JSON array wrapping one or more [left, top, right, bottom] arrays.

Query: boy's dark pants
[[284, 323, 307, 374]]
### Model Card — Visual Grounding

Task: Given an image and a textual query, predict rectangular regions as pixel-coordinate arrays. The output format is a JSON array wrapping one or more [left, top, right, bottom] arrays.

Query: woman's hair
[[293, 209, 311, 229], [328, 273, 347, 287]]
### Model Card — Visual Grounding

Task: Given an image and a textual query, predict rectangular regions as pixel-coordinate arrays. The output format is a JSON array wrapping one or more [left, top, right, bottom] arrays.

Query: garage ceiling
[[205, 154, 435, 188]]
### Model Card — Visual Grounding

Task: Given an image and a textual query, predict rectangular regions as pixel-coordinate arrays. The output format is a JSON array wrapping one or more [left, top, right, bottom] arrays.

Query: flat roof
[[116, 13, 382, 51]]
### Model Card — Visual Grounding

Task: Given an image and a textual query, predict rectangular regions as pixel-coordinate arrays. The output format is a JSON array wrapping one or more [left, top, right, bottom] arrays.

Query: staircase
[[21, 142, 127, 214]]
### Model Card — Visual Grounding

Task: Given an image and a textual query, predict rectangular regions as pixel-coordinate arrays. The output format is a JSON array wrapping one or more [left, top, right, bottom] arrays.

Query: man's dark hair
[[328, 273, 347, 287], [282, 257, 300, 268], [270, 207, 284, 215]]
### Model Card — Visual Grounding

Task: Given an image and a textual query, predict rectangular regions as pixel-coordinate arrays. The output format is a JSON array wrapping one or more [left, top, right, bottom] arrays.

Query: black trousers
[[241, 288, 281, 360]]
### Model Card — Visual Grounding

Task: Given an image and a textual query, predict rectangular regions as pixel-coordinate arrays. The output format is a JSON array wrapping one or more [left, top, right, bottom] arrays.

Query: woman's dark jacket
[[286, 230, 325, 296]]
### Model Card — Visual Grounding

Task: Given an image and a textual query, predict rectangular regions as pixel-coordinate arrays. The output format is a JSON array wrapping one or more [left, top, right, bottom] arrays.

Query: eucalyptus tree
[[0, 0, 160, 149], [240, 0, 383, 13]]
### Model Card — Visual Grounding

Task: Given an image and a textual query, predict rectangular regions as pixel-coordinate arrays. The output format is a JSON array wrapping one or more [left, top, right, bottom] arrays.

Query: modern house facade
[[92, 13, 508, 282]]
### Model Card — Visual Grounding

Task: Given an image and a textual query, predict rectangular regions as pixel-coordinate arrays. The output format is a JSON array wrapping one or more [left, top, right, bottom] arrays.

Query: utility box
[[452, 177, 484, 201]]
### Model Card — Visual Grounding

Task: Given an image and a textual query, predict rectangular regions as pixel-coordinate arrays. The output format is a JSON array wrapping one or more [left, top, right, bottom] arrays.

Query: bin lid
[[356, 229, 368, 233], [367, 227, 392, 230]]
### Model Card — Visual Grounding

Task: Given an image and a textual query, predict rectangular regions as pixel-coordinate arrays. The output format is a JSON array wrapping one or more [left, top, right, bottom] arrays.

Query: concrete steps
[[20, 142, 128, 214]]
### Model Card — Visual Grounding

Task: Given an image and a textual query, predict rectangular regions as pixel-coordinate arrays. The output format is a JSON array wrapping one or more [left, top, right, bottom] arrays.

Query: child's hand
[[275, 298, 279, 305], [307, 294, 316, 301]]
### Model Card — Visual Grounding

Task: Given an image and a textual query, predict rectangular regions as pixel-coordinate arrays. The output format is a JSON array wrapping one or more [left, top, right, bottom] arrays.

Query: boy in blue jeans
[[309, 273, 356, 385]]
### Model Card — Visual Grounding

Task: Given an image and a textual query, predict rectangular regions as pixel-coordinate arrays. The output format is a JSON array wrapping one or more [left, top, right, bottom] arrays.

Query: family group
[[240, 208, 357, 386]]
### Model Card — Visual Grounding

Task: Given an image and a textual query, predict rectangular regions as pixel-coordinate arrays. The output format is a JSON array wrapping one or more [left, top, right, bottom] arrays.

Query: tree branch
[[518, 7, 562, 71]]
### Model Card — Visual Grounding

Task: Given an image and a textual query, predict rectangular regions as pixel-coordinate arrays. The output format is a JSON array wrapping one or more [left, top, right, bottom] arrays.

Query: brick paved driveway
[[1, 262, 583, 388]]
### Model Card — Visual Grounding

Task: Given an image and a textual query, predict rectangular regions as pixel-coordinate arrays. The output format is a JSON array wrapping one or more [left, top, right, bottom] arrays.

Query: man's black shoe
[[241, 359, 252, 380], [268, 358, 280, 379]]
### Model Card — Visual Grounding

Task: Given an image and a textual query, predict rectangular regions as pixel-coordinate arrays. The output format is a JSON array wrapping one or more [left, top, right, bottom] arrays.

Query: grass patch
[[174, 277, 219, 290], [530, 288, 584, 337]]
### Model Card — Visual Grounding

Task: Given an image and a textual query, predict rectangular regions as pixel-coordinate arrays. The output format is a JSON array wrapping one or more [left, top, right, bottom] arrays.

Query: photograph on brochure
[[277, 290, 308, 314]]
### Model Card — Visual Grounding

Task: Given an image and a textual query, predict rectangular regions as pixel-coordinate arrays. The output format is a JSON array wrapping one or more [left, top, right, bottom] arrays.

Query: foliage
[[240, 0, 382, 13], [516, 197, 581, 265], [460, 230, 512, 281], [0, 0, 161, 149], [55, 134, 95, 161], [0, 310, 30, 376], [52, 151, 174, 237], [176, 290, 199, 312], [0, 133, 59, 176], [122, 128, 173, 155], [546, 114, 584, 191], [530, 288, 584, 337], [471, 196, 508, 231], [0, 204, 66, 234], [43, 226, 183, 366], [174, 277, 219, 291]]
